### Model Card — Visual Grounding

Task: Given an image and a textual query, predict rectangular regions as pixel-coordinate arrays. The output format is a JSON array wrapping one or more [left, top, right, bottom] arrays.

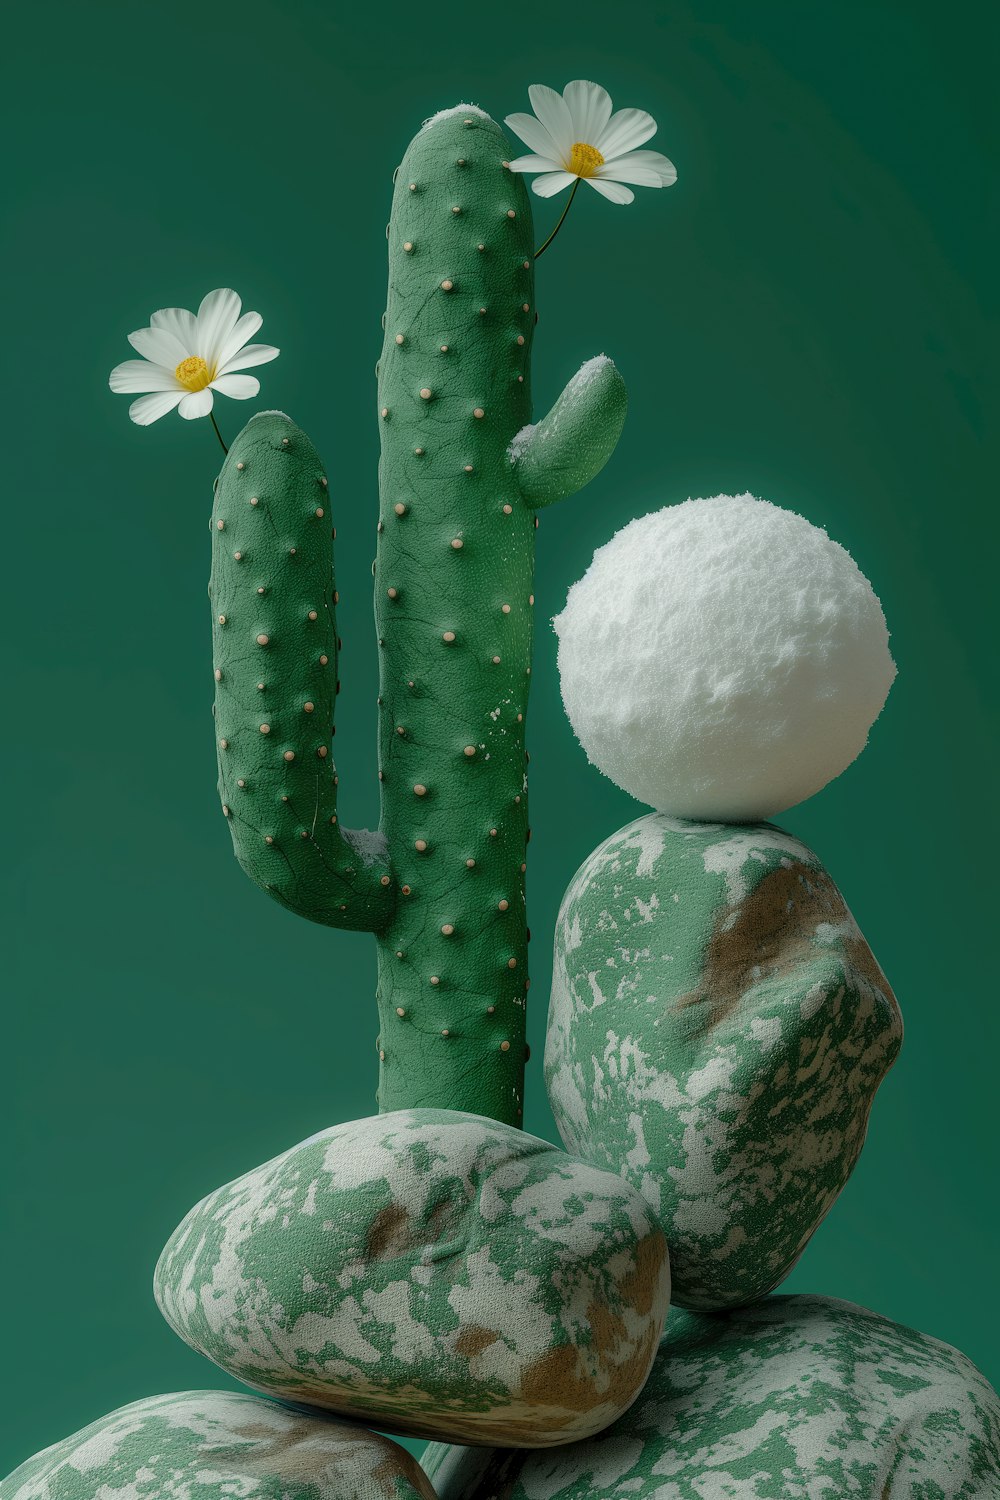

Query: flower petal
[[211, 373, 260, 400], [508, 153, 563, 174], [596, 160, 666, 189], [596, 108, 658, 160], [110, 359, 182, 394], [217, 342, 280, 376], [531, 171, 577, 199], [588, 177, 635, 205], [196, 288, 242, 370], [215, 310, 264, 372], [527, 84, 574, 158], [127, 325, 187, 366], [178, 388, 215, 420], [504, 110, 560, 159], [605, 149, 677, 186], [150, 306, 199, 350], [563, 80, 613, 148], [129, 391, 184, 425]]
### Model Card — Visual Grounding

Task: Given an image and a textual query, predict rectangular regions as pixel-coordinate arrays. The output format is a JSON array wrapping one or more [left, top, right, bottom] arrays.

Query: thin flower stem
[[534, 178, 581, 260], [210, 411, 229, 456]]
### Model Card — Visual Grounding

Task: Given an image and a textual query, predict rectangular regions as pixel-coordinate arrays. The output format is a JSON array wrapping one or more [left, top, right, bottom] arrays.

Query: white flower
[[505, 81, 676, 204], [109, 288, 279, 426]]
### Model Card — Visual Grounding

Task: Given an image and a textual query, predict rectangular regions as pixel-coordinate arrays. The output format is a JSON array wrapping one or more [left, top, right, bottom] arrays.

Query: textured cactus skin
[[209, 108, 627, 1125], [211, 413, 393, 933], [512, 356, 627, 508], [374, 111, 538, 1123]]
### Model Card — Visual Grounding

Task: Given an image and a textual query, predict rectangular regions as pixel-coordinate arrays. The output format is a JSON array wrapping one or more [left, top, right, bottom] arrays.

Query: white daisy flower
[[505, 80, 677, 205], [109, 288, 279, 426]]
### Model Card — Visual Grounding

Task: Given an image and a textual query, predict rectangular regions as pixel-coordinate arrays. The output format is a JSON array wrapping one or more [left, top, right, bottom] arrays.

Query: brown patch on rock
[[364, 1191, 466, 1264], [606, 1317, 660, 1411], [588, 1300, 628, 1355], [268, 1371, 618, 1448], [365, 1202, 414, 1259], [520, 1344, 593, 1411], [455, 1324, 502, 1358], [618, 1232, 668, 1318], [440, 1407, 581, 1447], [228, 1421, 293, 1441], [223, 1422, 434, 1497], [520, 1313, 659, 1418], [372, 1450, 439, 1500], [675, 861, 895, 1032], [223, 1423, 302, 1467]]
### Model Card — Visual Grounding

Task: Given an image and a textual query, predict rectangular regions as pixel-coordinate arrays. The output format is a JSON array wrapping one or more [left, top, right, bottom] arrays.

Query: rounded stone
[[154, 1109, 670, 1447], [2, 1390, 437, 1500], [424, 1296, 1000, 1499], [545, 814, 902, 1310]]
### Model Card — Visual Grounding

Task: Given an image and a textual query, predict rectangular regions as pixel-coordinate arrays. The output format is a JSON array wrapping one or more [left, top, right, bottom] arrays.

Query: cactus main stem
[[373, 109, 535, 1124]]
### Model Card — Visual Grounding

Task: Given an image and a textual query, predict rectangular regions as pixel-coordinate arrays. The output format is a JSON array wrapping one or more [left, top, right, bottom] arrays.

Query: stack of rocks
[[424, 818, 999, 1496]]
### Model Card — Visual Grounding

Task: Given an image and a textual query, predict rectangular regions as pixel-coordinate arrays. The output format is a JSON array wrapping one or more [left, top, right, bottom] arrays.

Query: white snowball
[[553, 494, 896, 822]]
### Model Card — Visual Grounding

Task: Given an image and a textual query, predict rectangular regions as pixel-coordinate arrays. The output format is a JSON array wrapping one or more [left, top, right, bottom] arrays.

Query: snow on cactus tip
[[553, 494, 896, 822]]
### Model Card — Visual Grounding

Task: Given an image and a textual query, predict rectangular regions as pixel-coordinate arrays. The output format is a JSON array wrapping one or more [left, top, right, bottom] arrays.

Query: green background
[[3, 0, 996, 1474]]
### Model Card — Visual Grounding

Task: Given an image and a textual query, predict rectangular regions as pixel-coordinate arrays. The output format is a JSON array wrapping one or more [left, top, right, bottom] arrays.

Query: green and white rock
[[1, 1389, 437, 1500], [154, 1109, 670, 1448], [423, 1295, 1000, 1499], [546, 815, 902, 1310]]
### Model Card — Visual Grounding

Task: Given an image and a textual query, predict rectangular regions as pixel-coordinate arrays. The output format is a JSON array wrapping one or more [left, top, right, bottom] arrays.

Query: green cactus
[[210, 105, 626, 1126]]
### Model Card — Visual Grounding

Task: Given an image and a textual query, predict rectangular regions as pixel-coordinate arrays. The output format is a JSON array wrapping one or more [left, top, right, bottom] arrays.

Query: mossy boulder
[[1, 1390, 437, 1500], [546, 815, 902, 1309], [154, 1109, 670, 1447]]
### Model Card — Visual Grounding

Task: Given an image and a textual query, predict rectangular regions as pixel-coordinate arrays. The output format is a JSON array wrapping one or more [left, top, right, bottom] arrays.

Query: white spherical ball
[[554, 494, 896, 822]]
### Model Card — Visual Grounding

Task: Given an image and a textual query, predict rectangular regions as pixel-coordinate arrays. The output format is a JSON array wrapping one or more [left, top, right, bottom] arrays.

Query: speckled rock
[[546, 815, 902, 1310], [423, 1295, 1000, 1499], [154, 1109, 670, 1447], [1, 1389, 437, 1500]]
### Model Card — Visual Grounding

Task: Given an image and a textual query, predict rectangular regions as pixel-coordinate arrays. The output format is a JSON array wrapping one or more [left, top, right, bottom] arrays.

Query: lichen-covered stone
[[546, 815, 902, 1310], [154, 1109, 670, 1447], [1, 1390, 437, 1500], [423, 1295, 1000, 1499]]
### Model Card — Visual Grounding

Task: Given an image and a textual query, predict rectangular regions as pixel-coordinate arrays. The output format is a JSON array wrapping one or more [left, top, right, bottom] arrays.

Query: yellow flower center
[[175, 355, 211, 391], [566, 141, 605, 177]]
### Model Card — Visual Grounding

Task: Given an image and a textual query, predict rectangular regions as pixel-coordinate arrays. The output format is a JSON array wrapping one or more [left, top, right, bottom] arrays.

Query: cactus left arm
[[510, 354, 627, 509], [210, 412, 394, 934]]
